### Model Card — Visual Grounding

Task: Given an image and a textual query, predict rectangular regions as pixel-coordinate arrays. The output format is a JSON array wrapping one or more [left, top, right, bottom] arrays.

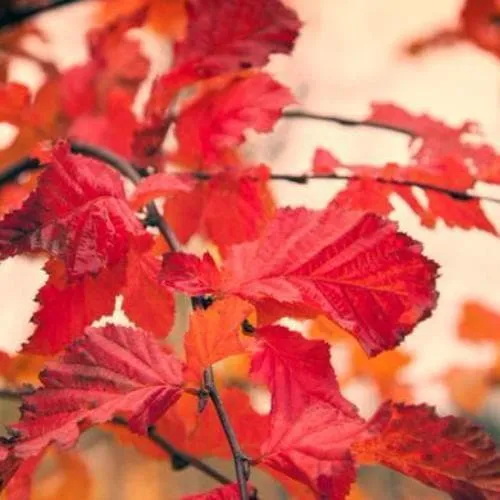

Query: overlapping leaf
[[0, 141, 152, 280], [163, 166, 275, 250], [0, 324, 184, 490], [352, 401, 500, 499], [313, 148, 497, 234], [162, 203, 438, 355], [175, 73, 294, 165]]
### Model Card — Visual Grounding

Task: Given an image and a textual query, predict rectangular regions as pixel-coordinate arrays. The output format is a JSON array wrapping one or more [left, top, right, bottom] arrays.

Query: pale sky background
[[0, 0, 498, 418]]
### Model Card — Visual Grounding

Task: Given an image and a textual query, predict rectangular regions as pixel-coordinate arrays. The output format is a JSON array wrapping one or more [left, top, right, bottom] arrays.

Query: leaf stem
[[203, 367, 249, 500]]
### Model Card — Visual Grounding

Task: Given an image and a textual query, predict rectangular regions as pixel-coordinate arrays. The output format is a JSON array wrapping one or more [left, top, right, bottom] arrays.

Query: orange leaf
[[443, 367, 490, 414], [184, 296, 254, 383], [459, 301, 500, 343], [97, 0, 187, 38]]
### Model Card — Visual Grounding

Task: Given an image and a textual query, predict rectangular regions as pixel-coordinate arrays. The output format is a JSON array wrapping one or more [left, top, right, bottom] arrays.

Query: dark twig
[[0, 0, 83, 30], [282, 109, 416, 137], [203, 367, 249, 500], [268, 172, 500, 204], [111, 417, 232, 485]]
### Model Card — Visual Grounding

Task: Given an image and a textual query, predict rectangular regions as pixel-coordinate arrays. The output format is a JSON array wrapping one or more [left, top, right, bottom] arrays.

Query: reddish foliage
[[175, 73, 294, 165], [163, 166, 275, 250], [3, 325, 184, 461], [162, 0, 301, 88], [352, 402, 500, 499], [461, 0, 500, 58], [162, 203, 438, 355], [0, 142, 152, 280], [0, 0, 498, 498]]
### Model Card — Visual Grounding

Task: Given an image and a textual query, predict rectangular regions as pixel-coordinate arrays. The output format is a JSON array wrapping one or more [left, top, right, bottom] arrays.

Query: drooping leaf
[[250, 325, 365, 498], [162, 203, 438, 355], [175, 74, 294, 165], [184, 296, 253, 383], [352, 401, 500, 499], [0, 141, 152, 280], [1, 324, 184, 475], [161, 0, 301, 92]]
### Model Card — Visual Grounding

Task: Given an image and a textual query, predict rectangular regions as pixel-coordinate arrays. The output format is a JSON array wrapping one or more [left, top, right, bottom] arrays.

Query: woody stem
[[203, 367, 250, 499]]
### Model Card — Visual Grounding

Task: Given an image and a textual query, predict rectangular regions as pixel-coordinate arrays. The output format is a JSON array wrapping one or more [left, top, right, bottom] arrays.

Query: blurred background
[[0, 0, 498, 498]]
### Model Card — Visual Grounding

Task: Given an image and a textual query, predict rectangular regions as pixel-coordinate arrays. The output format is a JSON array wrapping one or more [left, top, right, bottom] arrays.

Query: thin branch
[[190, 170, 500, 205], [0, 0, 83, 30], [203, 367, 249, 500], [268, 172, 500, 205], [111, 417, 232, 486], [282, 109, 416, 137]]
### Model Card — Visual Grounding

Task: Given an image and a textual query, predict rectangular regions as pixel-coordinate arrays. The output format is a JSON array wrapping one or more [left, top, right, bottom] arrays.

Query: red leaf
[[369, 103, 498, 172], [25, 259, 125, 354], [0, 141, 152, 280], [162, 0, 301, 90], [122, 251, 175, 338], [158, 387, 269, 460], [184, 296, 253, 383], [461, 0, 500, 58], [129, 172, 196, 210], [175, 74, 294, 164], [163, 204, 438, 355], [251, 326, 358, 421], [183, 483, 254, 499], [161, 252, 221, 295], [68, 90, 139, 160], [4, 324, 184, 467], [0, 83, 31, 125], [163, 167, 275, 249], [3, 453, 42, 500], [314, 148, 497, 234], [251, 326, 364, 497], [352, 401, 500, 499]]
